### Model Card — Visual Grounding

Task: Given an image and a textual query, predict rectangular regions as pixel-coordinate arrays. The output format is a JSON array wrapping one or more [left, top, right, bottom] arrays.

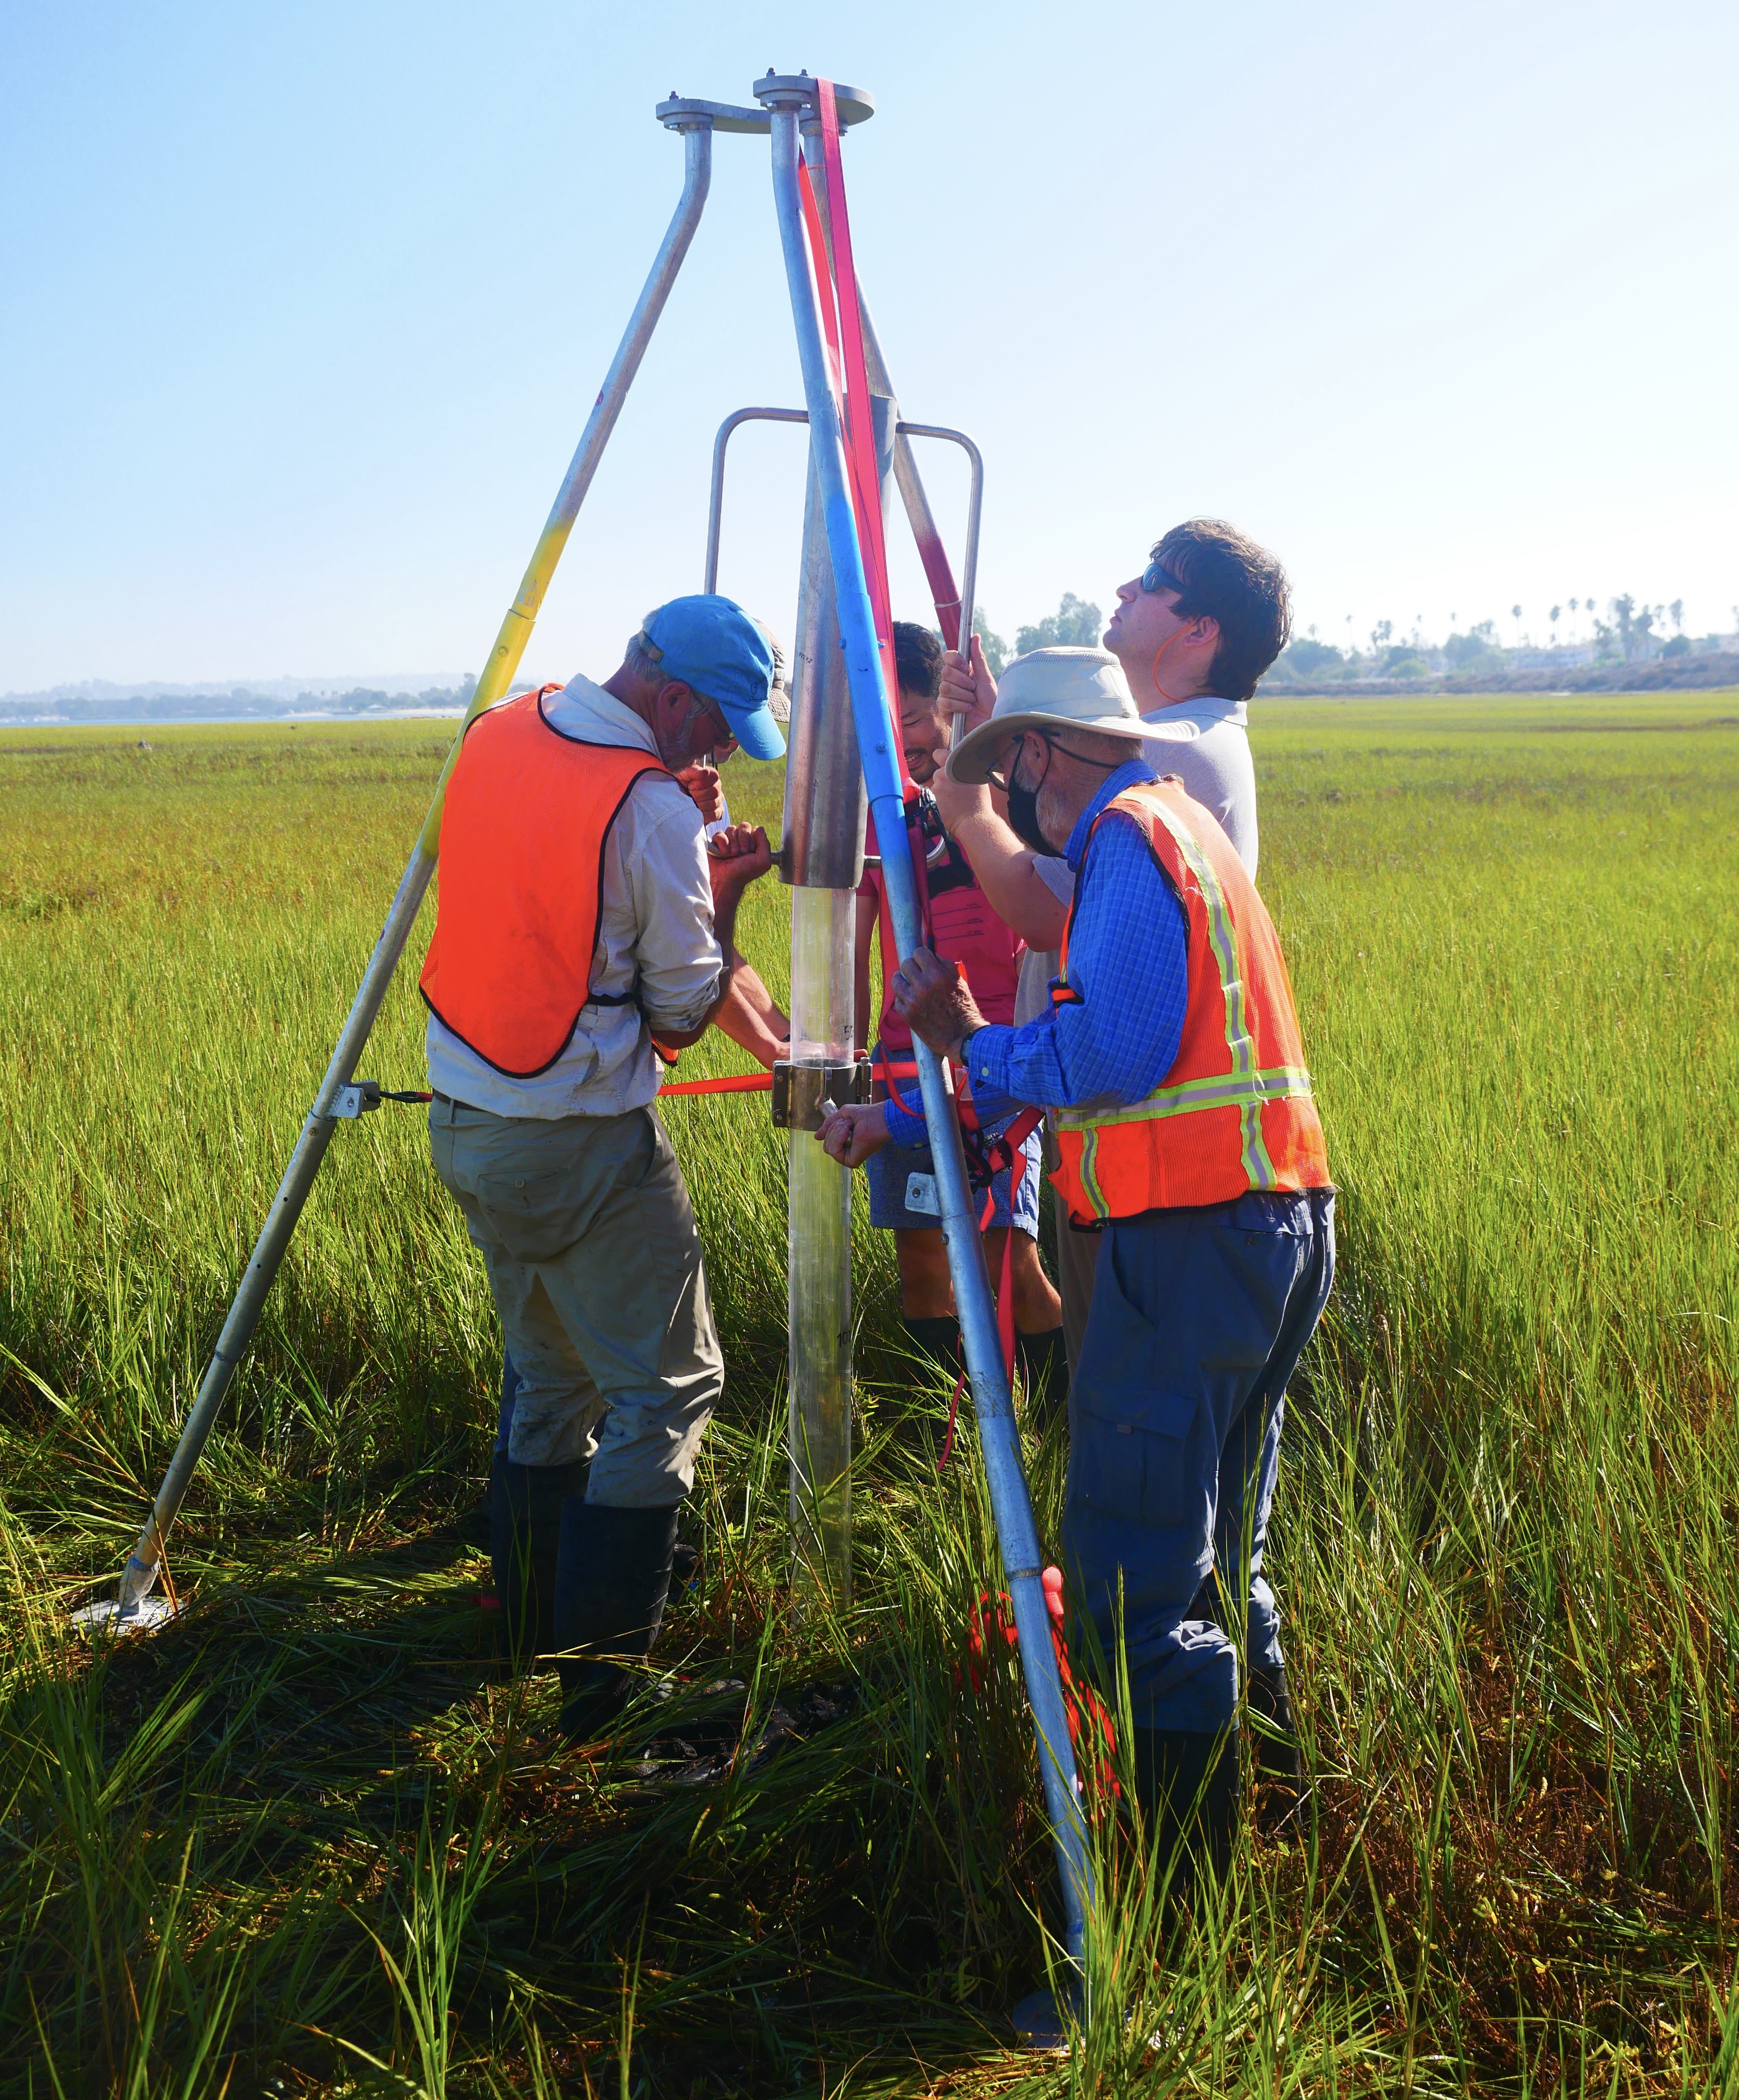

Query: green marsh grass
[[1, 694, 1735, 2094]]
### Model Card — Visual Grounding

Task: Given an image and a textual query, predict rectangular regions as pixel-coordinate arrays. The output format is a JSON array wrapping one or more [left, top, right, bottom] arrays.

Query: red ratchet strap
[[907, 501, 963, 652]]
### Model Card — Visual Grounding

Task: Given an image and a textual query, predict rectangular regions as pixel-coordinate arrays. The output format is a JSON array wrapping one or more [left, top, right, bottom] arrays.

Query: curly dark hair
[[892, 620, 944, 701], [1149, 518, 1291, 703]]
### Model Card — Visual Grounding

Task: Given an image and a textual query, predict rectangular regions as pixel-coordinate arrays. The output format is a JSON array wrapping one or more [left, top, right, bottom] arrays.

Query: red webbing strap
[[808, 98, 961, 653], [937, 1103, 1044, 1470], [796, 161, 845, 409], [658, 1073, 773, 1098], [807, 101, 936, 942], [914, 532, 963, 652], [813, 82, 914, 807], [963, 1575, 1118, 1799], [817, 92, 896, 697]]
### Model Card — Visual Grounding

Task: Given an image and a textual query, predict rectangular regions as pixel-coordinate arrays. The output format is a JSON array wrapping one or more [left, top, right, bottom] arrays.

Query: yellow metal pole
[[418, 118, 715, 858]]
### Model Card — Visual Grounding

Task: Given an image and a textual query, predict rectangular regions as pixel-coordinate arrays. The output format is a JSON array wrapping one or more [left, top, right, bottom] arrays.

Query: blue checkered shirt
[[883, 759, 1188, 1142]]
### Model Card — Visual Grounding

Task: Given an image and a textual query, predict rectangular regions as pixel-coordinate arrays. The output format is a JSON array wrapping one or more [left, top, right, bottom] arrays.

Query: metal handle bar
[[704, 408, 808, 593], [704, 410, 982, 642]]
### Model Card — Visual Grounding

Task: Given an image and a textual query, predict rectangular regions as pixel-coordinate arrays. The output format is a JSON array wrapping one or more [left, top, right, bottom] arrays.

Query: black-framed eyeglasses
[[677, 690, 733, 749], [984, 730, 1054, 796], [1141, 559, 1186, 597]]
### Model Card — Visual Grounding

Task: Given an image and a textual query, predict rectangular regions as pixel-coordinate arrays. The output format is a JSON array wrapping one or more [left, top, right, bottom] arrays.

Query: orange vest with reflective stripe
[[1050, 779, 1330, 1223], [419, 687, 671, 1077]]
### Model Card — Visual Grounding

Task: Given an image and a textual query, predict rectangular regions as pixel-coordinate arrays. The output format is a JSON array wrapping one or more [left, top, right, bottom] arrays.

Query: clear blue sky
[[3, 0, 1734, 691]]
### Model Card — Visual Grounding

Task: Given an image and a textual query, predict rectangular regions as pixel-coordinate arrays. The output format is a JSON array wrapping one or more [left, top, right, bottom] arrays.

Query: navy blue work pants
[[1064, 1188, 1335, 1734]]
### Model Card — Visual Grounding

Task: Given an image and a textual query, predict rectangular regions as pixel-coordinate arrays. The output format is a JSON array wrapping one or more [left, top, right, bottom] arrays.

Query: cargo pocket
[[1070, 1242, 1207, 1532], [1073, 1384, 1204, 1530]]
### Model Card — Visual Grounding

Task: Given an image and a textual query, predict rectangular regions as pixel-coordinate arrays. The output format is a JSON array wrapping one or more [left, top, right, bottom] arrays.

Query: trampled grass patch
[[1, 694, 1735, 2095]]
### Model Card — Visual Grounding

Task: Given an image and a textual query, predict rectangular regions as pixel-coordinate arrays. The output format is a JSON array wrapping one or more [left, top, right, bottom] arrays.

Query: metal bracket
[[329, 1082, 433, 1119], [656, 96, 769, 134], [771, 1057, 872, 1131]]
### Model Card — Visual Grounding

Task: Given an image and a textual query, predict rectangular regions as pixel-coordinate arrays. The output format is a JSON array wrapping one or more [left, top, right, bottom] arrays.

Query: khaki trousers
[[430, 1097, 722, 1505]]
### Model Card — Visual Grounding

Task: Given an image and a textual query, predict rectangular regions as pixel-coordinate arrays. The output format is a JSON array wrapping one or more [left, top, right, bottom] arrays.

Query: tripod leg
[[80, 122, 718, 1633]]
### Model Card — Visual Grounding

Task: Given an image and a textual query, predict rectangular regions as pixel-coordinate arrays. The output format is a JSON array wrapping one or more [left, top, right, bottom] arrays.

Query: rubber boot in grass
[[490, 1451, 590, 1670], [1247, 1667, 1304, 1832], [1130, 1726, 1240, 1894], [551, 1500, 679, 1743]]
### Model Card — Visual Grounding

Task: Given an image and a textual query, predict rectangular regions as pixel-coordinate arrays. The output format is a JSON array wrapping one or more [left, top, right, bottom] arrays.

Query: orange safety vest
[[419, 687, 671, 1077], [1050, 778, 1330, 1223]]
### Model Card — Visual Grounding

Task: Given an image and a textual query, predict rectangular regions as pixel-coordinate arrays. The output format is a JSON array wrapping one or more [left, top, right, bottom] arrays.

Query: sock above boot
[[1015, 1326, 1067, 1429], [902, 1315, 960, 1373]]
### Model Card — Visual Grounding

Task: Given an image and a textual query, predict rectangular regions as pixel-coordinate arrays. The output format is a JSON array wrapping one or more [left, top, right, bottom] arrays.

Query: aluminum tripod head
[[656, 80, 874, 137]]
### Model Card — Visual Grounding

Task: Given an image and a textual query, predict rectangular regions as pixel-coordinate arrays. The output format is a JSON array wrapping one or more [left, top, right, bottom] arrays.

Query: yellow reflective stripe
[[1056, 1065, 1312, 1133], [1075, 1124, 1109, 1219], [1138, 793, 1274, 1185]]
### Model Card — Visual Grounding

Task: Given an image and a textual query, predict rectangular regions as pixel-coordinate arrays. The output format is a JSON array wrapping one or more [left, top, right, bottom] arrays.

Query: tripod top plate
[[752, 75, 875, 127]]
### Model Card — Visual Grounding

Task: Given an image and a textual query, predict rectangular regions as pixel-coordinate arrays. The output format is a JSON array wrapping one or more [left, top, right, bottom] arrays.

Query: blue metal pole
[[765, 95, 1092, 1973]]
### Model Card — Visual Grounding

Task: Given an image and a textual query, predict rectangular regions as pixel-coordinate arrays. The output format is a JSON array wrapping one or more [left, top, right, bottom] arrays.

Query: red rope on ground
[[963, 1572, 1119, 1801]]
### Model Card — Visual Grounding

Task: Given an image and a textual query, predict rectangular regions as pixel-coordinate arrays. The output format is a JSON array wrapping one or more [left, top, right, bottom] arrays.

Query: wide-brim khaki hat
[[946, 646, 1178, 787]]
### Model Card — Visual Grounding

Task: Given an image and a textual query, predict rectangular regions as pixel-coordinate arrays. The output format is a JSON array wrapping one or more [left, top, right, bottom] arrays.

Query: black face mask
[[1004, 777, 1052, 854]]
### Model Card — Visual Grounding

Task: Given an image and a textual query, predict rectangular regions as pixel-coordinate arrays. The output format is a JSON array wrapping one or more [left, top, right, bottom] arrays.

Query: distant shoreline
[[0, 707, 469, 729], [1260, 652, 1739, 698]]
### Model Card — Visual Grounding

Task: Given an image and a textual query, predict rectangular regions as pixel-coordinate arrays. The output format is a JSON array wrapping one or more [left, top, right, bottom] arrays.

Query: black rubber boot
[[551, 1500, 679, 1742], [460, 1485, 495, 1549], [903, 1314, 960, 1374], [1130, 1726, 1241, 1892], [1247, 1667, 1304, 1832], [490, 1451, 590, 1670], [1016, 1326, 1068, 1430]]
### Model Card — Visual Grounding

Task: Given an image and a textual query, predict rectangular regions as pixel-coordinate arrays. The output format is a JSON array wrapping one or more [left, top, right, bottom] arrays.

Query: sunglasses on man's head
[[1141, 560, 1187, 596]]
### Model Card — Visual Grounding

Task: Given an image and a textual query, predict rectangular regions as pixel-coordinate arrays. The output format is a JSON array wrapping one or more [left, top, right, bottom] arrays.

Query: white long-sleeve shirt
[[424, 675, 725, 1119], [1012, 694, 1258, 1027]]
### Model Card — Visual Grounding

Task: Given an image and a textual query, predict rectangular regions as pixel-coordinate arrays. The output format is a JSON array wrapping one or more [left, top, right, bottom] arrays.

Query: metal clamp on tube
[[771, 1057, 871, 1130], [763, 89, 1093, 1982]]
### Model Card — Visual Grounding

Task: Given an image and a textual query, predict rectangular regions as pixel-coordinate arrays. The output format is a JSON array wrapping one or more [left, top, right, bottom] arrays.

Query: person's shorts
[[866, 1107, 1044, 1236]]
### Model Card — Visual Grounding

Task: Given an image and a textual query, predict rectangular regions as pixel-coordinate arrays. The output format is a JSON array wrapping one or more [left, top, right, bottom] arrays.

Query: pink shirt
[[859, 800, 1024, 1052]]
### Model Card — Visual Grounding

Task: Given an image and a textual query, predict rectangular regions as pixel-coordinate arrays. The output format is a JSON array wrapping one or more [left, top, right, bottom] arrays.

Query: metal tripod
[[77, 69, 1092, 2004]]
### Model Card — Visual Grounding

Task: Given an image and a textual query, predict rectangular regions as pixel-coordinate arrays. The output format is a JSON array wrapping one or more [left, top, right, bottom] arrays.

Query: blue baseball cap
[[637, 595, 787, 761]]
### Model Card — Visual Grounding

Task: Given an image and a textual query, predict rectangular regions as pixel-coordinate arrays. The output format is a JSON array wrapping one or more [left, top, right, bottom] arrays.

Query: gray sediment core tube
[[786, 885, 856, 1604]]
